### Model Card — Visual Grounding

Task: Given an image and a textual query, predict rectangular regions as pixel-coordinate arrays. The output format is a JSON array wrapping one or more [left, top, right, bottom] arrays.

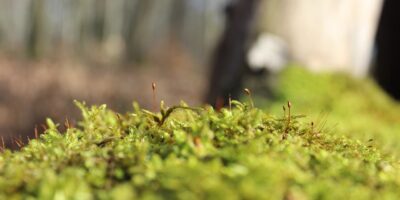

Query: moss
[[258, 66, 400, 158], [0, 98, 399, 199]]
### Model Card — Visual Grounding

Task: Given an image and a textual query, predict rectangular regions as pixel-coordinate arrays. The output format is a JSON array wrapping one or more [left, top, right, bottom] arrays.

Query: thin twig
[[244, 88, 254, 108], [34, 125, 39, 139], [152, 82, 157, 111]]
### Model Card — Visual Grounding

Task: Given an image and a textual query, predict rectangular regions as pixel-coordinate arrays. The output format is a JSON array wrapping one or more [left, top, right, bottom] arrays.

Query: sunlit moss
[[258, 66, 400, 158], [0, 99, 399, 199]]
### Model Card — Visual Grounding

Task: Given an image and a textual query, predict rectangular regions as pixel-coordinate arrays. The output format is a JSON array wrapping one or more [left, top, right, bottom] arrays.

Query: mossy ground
[[1, 67, 400, 199], [257, 66, 400, 157]]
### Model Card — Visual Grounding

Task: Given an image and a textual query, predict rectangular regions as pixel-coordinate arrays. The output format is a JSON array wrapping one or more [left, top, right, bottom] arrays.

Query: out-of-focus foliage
[[258, 66, 400, 157], [0, 99, 399, 199]]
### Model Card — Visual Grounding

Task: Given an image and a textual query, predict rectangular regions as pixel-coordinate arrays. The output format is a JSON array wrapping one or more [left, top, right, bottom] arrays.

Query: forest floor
[[1, 71, 400, 199]]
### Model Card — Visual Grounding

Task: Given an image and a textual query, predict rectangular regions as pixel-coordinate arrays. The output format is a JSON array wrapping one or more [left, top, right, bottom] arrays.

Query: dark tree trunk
[[169, 0, 185, 39], [27, 0, 45, 58], [205, 0, 260, 106], [374, 0, 400, 100], [124, 0, 154, 62], [93, 0, 106, 42]]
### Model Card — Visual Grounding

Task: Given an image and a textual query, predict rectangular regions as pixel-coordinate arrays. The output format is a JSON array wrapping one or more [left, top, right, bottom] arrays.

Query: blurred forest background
[[0, 0, 399, 148], [0, 0, 229, 144]]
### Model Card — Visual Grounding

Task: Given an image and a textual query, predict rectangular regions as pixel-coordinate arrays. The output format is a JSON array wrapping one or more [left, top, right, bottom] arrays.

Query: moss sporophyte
[[0, 99, 399, 199]]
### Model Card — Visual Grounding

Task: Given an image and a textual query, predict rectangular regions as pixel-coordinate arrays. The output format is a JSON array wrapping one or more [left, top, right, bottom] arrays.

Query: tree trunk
[[206, 0, 260, 106], [374, 0, 400, 100], [27, 0, 45, 58]]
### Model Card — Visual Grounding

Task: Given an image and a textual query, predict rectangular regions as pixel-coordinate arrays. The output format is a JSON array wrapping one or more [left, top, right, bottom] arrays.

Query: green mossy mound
[[0, 99, 399, 199], [259, 66, 400, 157]]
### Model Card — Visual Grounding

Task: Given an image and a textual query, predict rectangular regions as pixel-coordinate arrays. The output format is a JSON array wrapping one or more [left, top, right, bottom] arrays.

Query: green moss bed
[[1, 67, 400, 199], [259, 67, 400, 157]]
